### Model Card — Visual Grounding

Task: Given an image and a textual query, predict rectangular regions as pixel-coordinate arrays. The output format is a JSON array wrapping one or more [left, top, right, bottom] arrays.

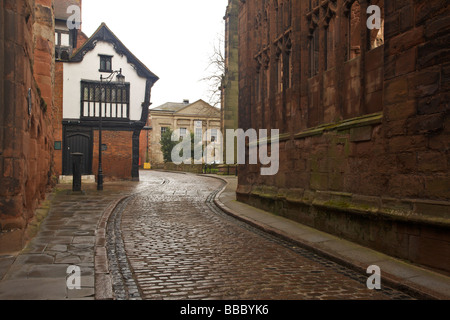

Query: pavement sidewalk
[[0, 181, 140, 300], [212, 175, 450, 300]]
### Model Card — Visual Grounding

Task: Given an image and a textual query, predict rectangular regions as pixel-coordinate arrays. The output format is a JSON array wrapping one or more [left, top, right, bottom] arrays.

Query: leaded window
[[99, 55, 113, 72], [81, 81, 130, 120]]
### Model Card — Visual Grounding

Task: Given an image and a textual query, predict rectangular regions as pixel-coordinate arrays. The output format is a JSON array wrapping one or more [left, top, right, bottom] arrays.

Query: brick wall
[[139, 128, 150, 166], [53, 26, 88, 176], [33, 0, 54, 114], [0, 0, 55, 253], [237, 0, 449, 273], [92, 130, 133, 181]]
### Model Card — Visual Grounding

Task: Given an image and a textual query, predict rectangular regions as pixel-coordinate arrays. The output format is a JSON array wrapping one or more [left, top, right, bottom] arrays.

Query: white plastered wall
[[63, 41, 147, 121]]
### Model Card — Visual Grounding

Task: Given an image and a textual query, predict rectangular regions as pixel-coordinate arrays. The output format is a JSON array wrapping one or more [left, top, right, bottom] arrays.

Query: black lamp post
[[98, 68, 125, 191]]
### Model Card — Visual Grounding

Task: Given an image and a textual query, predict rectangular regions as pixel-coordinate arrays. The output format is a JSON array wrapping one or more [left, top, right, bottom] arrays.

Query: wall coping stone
[[239, 186, 450, 229]]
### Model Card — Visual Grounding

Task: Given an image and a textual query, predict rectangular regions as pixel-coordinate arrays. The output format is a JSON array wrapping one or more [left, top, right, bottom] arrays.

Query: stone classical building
[[148, 100, 221, 165], [237, 0, 449, 273]]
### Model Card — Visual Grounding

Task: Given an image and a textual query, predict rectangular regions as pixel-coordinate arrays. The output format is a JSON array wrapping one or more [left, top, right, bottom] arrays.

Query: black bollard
[[71, 153, 83, 192]]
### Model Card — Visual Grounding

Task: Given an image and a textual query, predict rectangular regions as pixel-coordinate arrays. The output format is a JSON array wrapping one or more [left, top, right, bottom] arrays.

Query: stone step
[[59, 175, 96, 184]]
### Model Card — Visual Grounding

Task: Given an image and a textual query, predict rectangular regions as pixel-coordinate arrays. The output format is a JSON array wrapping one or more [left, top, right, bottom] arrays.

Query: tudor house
[[56, 22, 158, 181]]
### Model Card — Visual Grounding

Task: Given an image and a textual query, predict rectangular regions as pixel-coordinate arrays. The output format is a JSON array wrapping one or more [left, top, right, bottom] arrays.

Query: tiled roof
[[151, 102, 189, 112]]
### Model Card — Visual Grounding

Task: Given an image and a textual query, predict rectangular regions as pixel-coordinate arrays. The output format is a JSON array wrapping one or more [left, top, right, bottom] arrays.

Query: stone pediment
[[176, 100, 220, 118]]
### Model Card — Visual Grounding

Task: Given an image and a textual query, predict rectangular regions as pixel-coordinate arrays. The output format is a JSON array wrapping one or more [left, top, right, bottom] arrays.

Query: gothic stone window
[[368, 0, 384, 50], [277, 50, 284, 92], [309, 0, 320, 11], [275, 0, 292, 36], [309, 27, 319, 77], [254, 51, 269, 103], [324, 3, 337, 70], [347, 0, 362, 60], [255, 69, 261, 103], [276, 35, 292, 92], [307, 3, 319, 78]]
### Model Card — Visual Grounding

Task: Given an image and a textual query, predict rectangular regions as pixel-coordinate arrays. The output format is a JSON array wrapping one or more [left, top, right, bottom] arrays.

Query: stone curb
[[94, 195, 131, 300], [204, 175, 447, 300]]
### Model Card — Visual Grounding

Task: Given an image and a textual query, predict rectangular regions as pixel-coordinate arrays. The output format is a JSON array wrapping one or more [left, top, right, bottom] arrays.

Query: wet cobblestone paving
[[107, 171, 415, 300]]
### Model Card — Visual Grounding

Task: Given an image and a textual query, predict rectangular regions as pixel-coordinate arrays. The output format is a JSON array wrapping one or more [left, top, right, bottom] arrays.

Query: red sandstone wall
[[237, 0, 450, 272], [53, 62, 64, 176], [382, 0, 450, 200], [34, 0, 55, 116], [0, 0, 55, 253], [238, 0, 449, 203]]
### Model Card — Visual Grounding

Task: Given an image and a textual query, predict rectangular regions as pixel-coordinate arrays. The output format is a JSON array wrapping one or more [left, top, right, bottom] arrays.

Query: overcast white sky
[[81, 0, 228, 109]]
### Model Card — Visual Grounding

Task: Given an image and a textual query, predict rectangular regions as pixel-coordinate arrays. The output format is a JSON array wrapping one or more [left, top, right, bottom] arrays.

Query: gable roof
[[175, 99, 220, 116], [69, 23, 159, 82], [151, 102, 189, 113], [151, 100, 220, 118]]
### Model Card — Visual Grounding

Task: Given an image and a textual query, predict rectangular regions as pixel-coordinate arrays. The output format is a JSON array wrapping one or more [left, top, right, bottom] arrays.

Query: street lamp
[[97, 68, 125, 191]]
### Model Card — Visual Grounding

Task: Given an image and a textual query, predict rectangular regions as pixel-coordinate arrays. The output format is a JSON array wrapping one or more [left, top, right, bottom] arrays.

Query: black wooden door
[[63, 132, 92, 175]]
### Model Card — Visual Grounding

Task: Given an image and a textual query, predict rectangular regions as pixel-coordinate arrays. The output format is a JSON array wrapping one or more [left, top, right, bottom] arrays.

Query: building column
[[132, 128, 141, 181]]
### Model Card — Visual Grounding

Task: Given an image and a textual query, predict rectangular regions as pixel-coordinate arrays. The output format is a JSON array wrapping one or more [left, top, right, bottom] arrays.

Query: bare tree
[[201, 34, 225, 109]]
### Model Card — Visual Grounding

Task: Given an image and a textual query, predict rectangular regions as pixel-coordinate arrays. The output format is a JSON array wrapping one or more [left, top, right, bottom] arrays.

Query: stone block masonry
[[0, 0, 56, 254], [237, 0, 450, 273]]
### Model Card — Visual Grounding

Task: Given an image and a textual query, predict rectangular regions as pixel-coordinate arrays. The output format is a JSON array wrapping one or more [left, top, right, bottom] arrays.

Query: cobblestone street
[[107, 171, 414, 300]]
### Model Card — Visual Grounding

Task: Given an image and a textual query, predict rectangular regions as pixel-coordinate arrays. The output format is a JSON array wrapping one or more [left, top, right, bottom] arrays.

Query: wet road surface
[[106, 171, 414, 300]]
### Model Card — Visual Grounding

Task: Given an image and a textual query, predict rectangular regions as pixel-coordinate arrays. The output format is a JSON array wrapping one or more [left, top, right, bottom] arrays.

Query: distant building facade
[[237, 0, 450, 273], [148, 100, 221, 165]]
